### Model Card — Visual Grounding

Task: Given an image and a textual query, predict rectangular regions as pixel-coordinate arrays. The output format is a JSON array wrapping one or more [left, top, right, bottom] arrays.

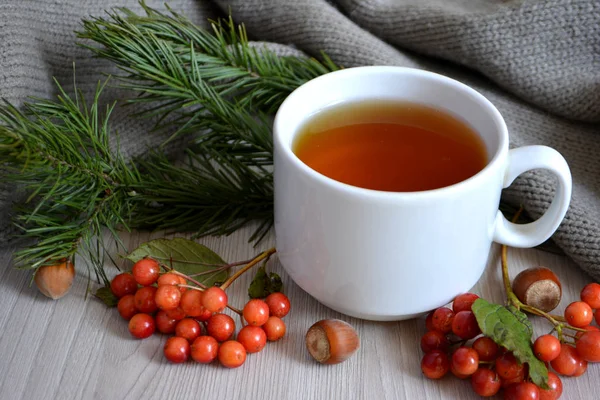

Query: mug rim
[[273, 66, 509, 200]]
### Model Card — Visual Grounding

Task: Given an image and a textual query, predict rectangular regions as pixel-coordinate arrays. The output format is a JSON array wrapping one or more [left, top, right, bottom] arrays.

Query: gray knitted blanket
[[1, 0, 599, 280]]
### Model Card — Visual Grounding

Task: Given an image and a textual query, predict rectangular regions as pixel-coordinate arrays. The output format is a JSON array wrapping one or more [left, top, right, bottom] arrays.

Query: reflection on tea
[[293, 101, 487, 192]]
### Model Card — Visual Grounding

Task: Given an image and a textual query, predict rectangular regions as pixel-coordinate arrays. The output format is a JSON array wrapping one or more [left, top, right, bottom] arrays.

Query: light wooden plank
[[0, 229, 597, 400]]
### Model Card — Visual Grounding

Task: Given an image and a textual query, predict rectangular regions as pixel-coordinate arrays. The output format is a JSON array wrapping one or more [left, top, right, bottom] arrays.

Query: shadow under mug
[[273, 66, 572, 321]]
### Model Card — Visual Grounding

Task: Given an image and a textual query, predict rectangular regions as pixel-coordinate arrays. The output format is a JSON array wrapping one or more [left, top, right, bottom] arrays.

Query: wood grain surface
[[0, 228, 597, 400]]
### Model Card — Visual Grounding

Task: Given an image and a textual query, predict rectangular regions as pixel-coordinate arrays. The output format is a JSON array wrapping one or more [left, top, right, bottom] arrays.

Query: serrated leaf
[[126, 238, 228, 287], [472, 298, 548, 389], [248, 266, 283, 298], [95, 286, 118, 307]]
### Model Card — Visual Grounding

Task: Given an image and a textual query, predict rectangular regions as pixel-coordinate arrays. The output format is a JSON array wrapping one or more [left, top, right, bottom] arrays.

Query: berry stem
[[501, 207, 583, 342], [169, 270, 208, 289], [219, 248, 277, 290]]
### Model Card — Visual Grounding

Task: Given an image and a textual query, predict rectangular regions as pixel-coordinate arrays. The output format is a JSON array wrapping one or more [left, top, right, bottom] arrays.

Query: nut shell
[[34, 260, 75, 300], [305, 319, 360, 364], [512, 267, 561, 312]]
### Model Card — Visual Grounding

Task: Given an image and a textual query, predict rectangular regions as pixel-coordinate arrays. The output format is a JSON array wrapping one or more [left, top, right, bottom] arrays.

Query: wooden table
[[0, 228, 597, 399]]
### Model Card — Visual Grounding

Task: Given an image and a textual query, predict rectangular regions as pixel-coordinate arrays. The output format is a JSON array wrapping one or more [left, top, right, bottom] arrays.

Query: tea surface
[[293, 101, 487, 192]]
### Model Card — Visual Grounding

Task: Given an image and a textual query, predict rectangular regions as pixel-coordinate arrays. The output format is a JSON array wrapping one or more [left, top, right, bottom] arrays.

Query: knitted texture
[[1, 0, 600, 281]]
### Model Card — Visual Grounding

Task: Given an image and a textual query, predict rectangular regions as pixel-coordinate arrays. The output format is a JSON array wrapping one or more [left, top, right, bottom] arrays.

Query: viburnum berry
[[110, 273, 138, 298], [202, 286, 228, 313], [495, 352, 525, 381], [420, 331, 449, 353], [117, 294, 138, 320], [564, 301, 594, 328], [575, 331, 600, 362], [451, 347, 479, 377], [191, 336, 219, 363], [206, 313, 235, 342], [580, 282, 600, 309], [237, 325, 267, 353], [470, 368, 501, 397], [134, 286, 158, 313], [431, 307, 454, 334], [451, 310, 480, 340], [243, 299, 270, 326], [452, 293, 479, 313], [262, 316, 286, 341], [550, 344, 580, 376], [175, 318, 202, 342], [539, 371, 563, 400], [218, 340, 247, 368], [165, 307, 186, 321], [155, 284, 182, 311], [533, 334, 561, 362], [575, 325, 599, 340], [128, 313, 155, 339], [425, 311, 436, 332], [472, 336, 499, 362], [264, 292, 291, 318], [504, 382, 540, 400], [180, 290, 204, 317], [157, 272, 181, 287], [571, 357, 588, 377], [164, 336, 190, 363], [421, 350, 449, 379], [131, 258, 160, 286], [155, 310, 178, 334]]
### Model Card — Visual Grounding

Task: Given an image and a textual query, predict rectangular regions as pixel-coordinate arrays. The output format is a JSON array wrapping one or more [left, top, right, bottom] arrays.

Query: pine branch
[[0, 78, 136, 284]]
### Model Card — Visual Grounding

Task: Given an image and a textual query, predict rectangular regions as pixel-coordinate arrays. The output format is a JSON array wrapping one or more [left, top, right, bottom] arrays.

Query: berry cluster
[[421, 284, 600, 399], [110, 257, 290, 368]]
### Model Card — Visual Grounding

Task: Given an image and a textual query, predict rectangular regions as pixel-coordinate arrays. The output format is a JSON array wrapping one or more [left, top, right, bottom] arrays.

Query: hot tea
[[293, 101, 487, 192]]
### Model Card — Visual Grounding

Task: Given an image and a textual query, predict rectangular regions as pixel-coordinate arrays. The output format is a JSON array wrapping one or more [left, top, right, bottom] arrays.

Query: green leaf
[[125, 238, 228, 287], [472, 298, 548, 389], [95, 286, 118, 307], [248, 266, 283, 298]]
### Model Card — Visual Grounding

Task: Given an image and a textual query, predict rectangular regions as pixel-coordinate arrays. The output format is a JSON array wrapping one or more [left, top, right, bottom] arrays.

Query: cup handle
[[492, 145, 572, 248]]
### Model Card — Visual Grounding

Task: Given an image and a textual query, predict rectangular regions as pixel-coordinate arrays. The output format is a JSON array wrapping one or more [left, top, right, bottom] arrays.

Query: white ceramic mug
[[273, 66, 572, 321]]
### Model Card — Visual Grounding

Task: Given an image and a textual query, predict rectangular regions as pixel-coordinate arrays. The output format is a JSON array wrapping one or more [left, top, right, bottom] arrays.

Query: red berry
[[539, 371, 562, 400], [575, 325, 599, 340], [117, 294, 137, 320], [157, 273, 187, 295], [564, 301, 593, 328], [421, 350, 450, 379], [451, 346, 479, 376], [431, 307, 454, 334], [191, 336, 219, 363], [596, 308, 600, 326], [165, 307, 186, 321], [155, 284, 182, 311], [218, 340, 246, 368], [504, 382, 540, 400], [175, 318, 202, 342], [550, 344, 580, 376], [451, 310, 480, 339], [110, 273, 138, 298], [575, 331, 600, 362], [206, 313, 235, 342], [533, 334, 561, 362], [164, 336, 190, 363], [202, 286, 228, 313], [495, 352, 525, 381], [262, 316, 286, 341], [131, 258, 160, 286], [471, 368, 501, 397], [264, 292, 291, 318], [180, 290, 204, 317], [128, 313, 155, 339], [155, 310, 178, 334], [571, 357, 587, 377], [420, 331, 449, 353], [134, 286, 158, 313], [472, 336, 500, 362], [452, 293, 479, 313], [243, 299, 270, 327], [580, 282, 600, 309], [425, 311, 436, 332], [237, 325, 267, 353]]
